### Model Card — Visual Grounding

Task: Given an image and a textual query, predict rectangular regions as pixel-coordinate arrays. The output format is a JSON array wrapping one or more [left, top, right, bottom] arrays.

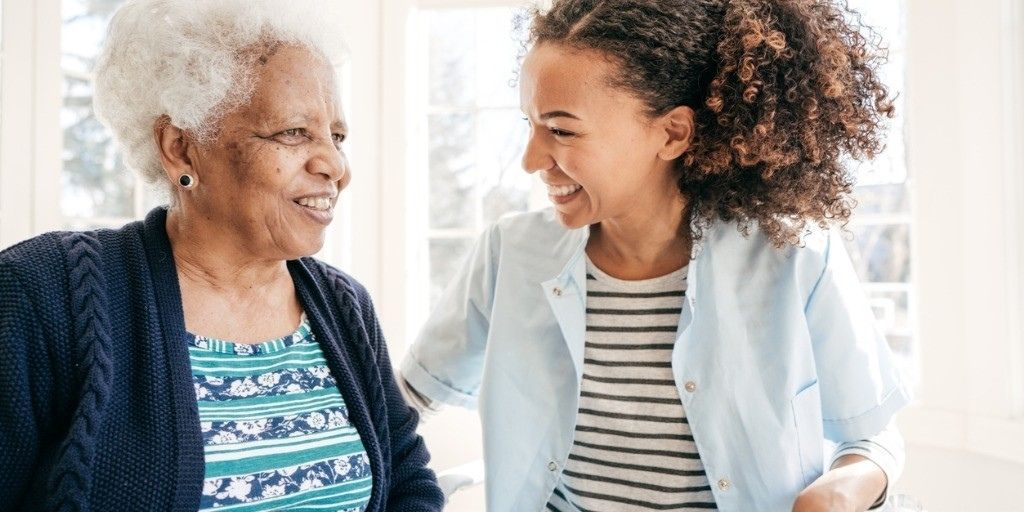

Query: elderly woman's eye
[[332, 133, 347, 145], [280, 128, 304, 138]]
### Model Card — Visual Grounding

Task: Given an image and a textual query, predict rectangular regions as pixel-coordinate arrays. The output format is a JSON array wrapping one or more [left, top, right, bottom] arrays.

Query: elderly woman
[[0, 1, 442, 510]]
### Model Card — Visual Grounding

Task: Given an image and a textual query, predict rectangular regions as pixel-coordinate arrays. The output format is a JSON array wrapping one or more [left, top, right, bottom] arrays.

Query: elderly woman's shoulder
[[1, 231, 76, 281], [0, 223, 143, 299], [0, 232, 84, 333]]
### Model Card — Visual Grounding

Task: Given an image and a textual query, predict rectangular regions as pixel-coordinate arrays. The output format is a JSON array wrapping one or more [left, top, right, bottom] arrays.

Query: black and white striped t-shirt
[[547, 258, 718, 512]]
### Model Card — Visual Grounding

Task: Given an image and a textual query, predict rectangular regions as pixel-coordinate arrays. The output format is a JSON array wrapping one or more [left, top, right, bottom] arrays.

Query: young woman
[[401, 1, 908, 510]]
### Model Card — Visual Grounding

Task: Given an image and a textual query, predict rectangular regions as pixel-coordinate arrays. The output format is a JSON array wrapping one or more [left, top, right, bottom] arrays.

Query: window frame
[[379, 0, 544, 355], [1002, 0, 1024, 420]]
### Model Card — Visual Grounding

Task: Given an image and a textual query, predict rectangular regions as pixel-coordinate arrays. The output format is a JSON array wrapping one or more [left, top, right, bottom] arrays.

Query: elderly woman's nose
[[308, 146, 347, 182]]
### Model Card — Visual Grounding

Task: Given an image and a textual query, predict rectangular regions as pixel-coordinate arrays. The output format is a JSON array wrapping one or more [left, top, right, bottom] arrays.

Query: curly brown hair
[[527, 0, 895, 246]]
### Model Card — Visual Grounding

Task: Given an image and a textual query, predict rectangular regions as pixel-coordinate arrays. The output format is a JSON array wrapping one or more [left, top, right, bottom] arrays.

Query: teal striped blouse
[[188, 314, 373, 511]]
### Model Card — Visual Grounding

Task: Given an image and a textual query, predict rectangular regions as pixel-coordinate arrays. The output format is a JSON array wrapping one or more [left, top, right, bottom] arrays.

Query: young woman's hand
[[792, 454, 887, 512]]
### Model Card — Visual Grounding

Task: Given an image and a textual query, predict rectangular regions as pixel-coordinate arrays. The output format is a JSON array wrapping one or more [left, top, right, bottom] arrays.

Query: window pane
[[426, 10, 477, 107], [474, 9, 524, 108], [866, 288, 912, 334], [478, 109, 530, 224], [428, 112, 477, 229], [426, 7, 523, 108], [845, 223, 911, 284], [844, 0, 914, 379], [853, 183, 909, 215], [61, 0, 132, 219], [422, 6, 534, 314]]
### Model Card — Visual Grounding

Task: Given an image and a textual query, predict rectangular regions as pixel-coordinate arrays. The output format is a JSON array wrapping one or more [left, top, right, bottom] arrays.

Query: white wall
[[896, 445, 1024, 512], [901, 0, 1024, 456], [898, 0, 1024, 508]]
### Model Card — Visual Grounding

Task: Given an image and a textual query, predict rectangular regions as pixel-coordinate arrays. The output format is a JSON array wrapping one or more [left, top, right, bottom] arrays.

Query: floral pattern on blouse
[[188, 314, 372, 511]]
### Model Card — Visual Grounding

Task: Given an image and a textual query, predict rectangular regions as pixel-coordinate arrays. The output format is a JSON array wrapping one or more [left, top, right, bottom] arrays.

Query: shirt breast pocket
[[791, 380, 825, 487]]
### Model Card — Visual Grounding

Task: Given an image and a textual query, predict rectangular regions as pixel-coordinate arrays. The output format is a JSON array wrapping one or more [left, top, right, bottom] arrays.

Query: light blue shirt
[[401, 209, 910, 512]]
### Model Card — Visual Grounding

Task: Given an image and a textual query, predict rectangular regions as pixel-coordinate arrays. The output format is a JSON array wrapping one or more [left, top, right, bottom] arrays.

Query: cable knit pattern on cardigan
[[44, 234, 114, 512], [0, 208, 443, 511]]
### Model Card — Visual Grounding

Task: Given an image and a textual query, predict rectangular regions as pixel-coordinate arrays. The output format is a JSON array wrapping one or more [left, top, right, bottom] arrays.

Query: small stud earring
[[178, 174, 196, 189]]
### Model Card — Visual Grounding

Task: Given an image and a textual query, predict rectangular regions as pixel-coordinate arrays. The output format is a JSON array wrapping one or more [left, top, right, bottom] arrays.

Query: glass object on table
[[886, 493, 926, 512]]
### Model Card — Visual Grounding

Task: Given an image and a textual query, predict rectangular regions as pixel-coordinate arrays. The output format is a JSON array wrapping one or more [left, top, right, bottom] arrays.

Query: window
[[841, 0, 916, 385], [412, 5, 535, 324], [60, 0, 156, 229], [395, 5, 537, 511]]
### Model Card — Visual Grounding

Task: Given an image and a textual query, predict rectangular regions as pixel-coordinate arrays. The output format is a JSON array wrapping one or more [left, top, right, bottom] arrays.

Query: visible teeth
[[297, 197, 332, 211], [547, 184, 582, 197]]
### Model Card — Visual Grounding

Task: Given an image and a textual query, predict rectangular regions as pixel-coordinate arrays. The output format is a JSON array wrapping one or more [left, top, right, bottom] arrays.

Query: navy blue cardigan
[[0, 208, 443, 511]]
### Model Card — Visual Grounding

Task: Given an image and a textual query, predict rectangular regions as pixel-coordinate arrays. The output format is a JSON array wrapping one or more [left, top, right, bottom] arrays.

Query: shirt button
[[684, 381, 697, 393], [717, 478, 731, 491], [552, 287, 563, 297], [547, 461, 558, 471]]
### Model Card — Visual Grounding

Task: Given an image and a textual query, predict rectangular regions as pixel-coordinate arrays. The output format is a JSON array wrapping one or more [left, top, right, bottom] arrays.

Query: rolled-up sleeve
[[831, 419, 905, 509], [804, 229, 912, 442], [400, 223, 500, 409]]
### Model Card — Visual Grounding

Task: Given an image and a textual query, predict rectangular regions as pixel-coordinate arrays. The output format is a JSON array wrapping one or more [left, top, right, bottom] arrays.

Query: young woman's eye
[[549, 127, 574, 137]]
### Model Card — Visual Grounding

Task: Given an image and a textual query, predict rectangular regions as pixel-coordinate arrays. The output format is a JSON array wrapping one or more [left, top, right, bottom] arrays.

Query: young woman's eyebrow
[[539, 111, 582, 121]]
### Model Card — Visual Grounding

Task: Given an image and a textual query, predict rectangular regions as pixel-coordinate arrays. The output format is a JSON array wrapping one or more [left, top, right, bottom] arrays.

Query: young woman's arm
[[398, 377, 443, 419], [800, 231, 912, 511], [794, 420, 904, 511], [400, 224, 501, 409], [794, 454, 887, 511]]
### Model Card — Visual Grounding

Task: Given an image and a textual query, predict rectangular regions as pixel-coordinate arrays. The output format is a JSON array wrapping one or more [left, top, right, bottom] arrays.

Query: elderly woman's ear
[[153, 115, 197, 189]]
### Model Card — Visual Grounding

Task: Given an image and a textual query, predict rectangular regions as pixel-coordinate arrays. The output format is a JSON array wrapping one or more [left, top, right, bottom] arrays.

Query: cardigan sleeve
[[0, 263, 49, 503], [358, 288, 445, 511]]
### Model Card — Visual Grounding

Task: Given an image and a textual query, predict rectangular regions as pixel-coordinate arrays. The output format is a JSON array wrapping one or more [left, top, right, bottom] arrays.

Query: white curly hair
[[92, 0, 347, 192]]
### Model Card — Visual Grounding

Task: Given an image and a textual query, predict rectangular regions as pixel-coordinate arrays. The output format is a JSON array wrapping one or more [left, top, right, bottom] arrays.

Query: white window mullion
[[333, 2, 383, 285], [379, 0, 419, 352], [0, 1, 36, 247], [32, 0, 62, 234]]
